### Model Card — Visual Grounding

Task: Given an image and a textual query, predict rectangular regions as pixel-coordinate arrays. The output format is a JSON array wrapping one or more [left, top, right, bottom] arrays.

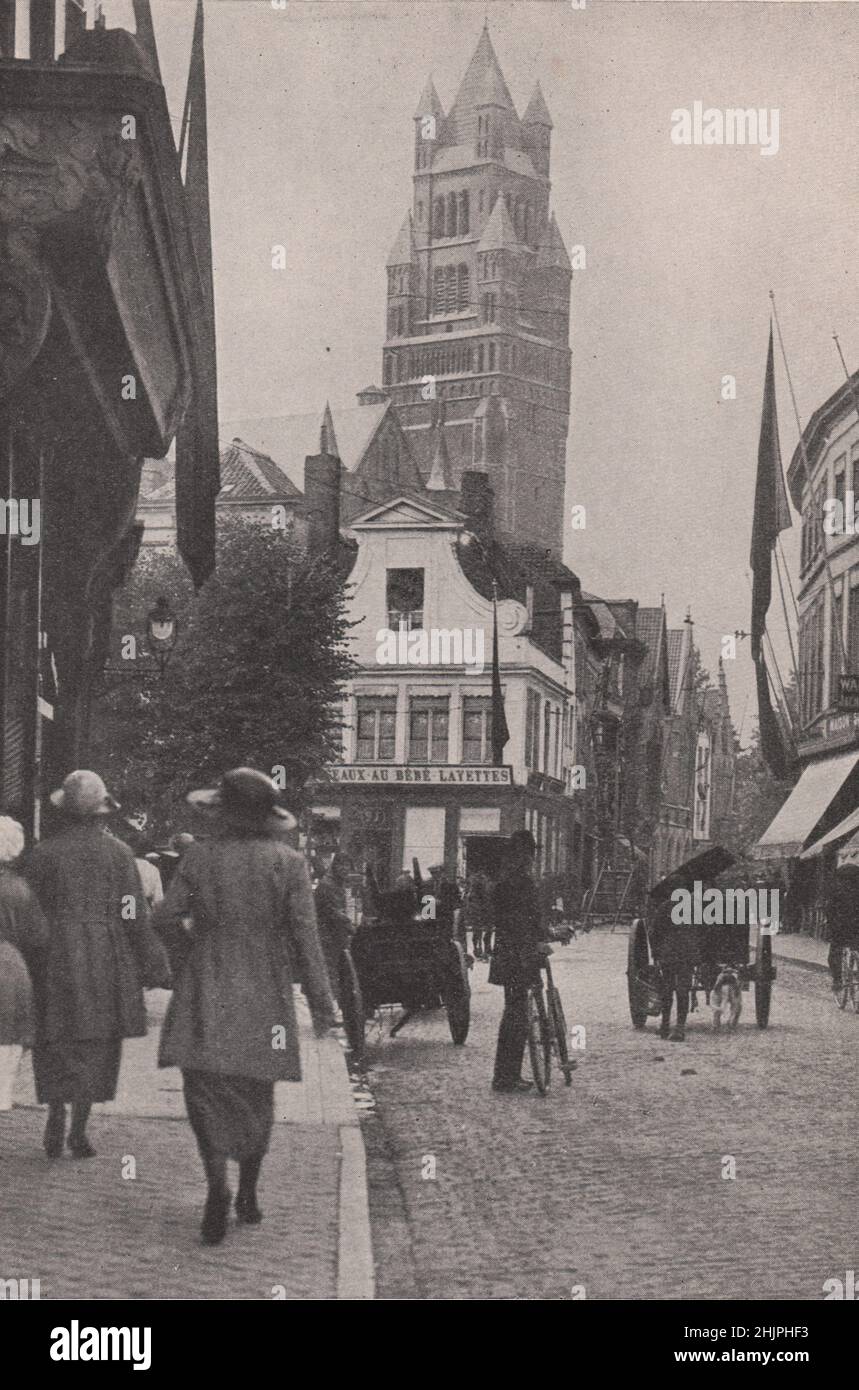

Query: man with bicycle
[[489, 830, 551, 1093]]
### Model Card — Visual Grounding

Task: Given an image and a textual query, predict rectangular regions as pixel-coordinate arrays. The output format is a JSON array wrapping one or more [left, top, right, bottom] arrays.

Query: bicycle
[[525, 951, 576, 1094], [836, 944, 859, 1013]]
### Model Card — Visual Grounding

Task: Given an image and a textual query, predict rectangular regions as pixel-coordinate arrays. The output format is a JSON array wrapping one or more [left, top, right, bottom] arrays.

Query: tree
[[89, 516, 356, 839], [722, 721, 794, 858]]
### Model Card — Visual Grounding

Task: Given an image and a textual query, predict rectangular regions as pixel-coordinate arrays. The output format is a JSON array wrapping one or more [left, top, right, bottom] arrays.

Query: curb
[[773, 950, 829, 976], [336, 1122, 375, 1300]]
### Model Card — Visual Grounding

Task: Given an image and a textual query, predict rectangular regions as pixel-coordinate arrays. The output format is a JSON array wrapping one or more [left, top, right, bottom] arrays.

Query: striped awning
[[799, 803, 859, 860], [751, 749, 859, 860]]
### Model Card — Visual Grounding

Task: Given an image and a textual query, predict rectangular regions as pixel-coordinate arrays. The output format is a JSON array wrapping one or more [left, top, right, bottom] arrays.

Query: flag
[[490, 595, 509, 764], [175, 0, 220, 588], [132, 0, 162, 82], [750, 325, 793, 778], [750, 325, 792, 662]]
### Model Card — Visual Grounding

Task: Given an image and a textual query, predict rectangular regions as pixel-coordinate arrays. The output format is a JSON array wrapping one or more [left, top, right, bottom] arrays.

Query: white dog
[[711, 967, 742, 1031]]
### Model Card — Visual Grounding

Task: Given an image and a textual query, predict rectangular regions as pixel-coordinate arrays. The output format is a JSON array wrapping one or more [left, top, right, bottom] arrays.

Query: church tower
[[382, 23, 572, 554]]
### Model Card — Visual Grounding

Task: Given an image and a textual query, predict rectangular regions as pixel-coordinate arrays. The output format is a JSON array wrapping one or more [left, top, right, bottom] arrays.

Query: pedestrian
[[120, 813, 164, 909], [463, 869, 493, 959], [0, 817, 47, 1111], [489, 830, 550, 1093], [650, 893, 700, 1042], [151, 768, 336, 1247], [314, 852, 355, 1006], [826, 862, 859, 991], [26, 771, 170, 1159]]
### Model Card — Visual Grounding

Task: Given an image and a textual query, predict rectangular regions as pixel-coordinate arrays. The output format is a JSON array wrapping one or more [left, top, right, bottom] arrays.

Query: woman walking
[[26, 771, 168, 1158], [0, 817, 48, 1111], [151, 768, 336, 1246]]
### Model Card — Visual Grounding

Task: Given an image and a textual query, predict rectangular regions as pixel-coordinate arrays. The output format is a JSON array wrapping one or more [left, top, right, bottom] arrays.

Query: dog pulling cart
[[626, 847, 777, 1032]]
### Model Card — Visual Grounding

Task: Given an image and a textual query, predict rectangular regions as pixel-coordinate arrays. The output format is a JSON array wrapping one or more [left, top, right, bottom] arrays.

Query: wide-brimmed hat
[[187, 767, 296, 829], [50, 770, 120, 817]]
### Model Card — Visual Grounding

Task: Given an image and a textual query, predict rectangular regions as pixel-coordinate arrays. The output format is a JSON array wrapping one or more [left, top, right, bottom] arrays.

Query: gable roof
[[478, 194, 520, 253], [536, 213, 572, 271], [522, 81, 553, 128], [140, 439, 300, 505], [221, 403, 390, 492], [450, 25, 515, 118], [351, 494, 463, 530], [387, 212, 414, 268]]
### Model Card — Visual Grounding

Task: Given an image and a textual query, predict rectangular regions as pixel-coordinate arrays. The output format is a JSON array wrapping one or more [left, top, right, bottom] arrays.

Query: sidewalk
[[0, 992, 373, 1301], [773, 931, 829, 973]]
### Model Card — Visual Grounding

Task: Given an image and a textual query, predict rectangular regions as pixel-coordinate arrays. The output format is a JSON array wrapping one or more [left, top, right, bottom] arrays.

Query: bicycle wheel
[[549, 986, 574, 1085], [339, 950, 366, 1060], [526, 986, 551, 1095]]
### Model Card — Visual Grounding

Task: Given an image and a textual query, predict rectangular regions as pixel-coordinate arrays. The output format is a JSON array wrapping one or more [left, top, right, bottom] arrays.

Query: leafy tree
[[89, 516, 356, 840]]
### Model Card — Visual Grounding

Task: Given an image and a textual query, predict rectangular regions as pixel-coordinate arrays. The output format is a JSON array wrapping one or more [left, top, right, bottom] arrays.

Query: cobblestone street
[[363, 928, 859, 1301]]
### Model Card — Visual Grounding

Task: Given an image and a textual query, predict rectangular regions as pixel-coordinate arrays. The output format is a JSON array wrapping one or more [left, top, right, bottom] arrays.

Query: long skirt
[[33, 1039, 121, 1104], [182, 1068, 275, 1162], [0, 1045, 23, 1111]]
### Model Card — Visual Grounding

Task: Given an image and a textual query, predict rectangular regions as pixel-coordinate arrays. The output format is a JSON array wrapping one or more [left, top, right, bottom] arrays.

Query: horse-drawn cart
[[626, 847, 777, 1031], [350, 868, 471, 1044]]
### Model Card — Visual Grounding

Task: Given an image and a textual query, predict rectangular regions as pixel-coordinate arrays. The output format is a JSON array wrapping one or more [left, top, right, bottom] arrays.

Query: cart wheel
[[550, 986, 574, 1085], [339, 950, 366, 1061], [526, 986, 551, 1094], [627, 918, 650, 1029], [755, 935, 773, 1029], [443, 941, 471, 1045]]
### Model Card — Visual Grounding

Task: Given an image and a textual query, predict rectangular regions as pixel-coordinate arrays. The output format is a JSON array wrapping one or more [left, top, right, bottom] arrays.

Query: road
[[361, 928, 859, 1301]]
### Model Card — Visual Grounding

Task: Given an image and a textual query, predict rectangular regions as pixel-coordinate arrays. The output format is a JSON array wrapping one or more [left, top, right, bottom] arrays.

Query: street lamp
[[145, 596, 179, 675]]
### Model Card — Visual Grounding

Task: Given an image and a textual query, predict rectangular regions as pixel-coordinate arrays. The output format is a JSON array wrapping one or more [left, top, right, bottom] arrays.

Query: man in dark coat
[[827, 862, 859, 989], [489, 830, 548, 1092], [26, 771, 169, 1159], [650, 892, 702, 1042], [314, 852, 355, 1005]]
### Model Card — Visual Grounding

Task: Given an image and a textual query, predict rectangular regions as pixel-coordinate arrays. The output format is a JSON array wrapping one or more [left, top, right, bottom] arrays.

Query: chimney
[[304, 451, 340, 556], [460, 470, 494, 548]]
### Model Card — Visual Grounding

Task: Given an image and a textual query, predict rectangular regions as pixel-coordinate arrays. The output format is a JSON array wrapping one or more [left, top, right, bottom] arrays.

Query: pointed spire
[[414, 75, 445, 121], [386, 212, 414, 268], [535, 212, 572, 271], [450, 24, 515, 116], [426, 408, 453, 491], [478, 193, 519, 253], [320, 402, 339, 457], [522, 81, 553, 129]]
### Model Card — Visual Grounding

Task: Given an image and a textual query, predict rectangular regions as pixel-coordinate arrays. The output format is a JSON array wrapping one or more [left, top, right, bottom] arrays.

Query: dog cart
[[626, 847, 777, 1031]]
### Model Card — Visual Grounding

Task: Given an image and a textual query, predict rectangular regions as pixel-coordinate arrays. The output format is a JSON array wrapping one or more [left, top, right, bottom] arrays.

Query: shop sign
[[317, 764, 513, 787]]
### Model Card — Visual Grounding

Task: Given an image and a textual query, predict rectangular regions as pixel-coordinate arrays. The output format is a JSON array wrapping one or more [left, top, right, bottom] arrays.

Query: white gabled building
[[309, 472, 593, 891]]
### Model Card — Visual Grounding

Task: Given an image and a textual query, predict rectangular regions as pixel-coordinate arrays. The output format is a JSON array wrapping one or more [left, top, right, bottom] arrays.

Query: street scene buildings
[[0, 0, 857, 1318]]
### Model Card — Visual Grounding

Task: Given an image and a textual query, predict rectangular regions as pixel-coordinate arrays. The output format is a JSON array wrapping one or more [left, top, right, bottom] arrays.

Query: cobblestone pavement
[[363, 929, 859, 1301], [0, 993, 360, 1301]]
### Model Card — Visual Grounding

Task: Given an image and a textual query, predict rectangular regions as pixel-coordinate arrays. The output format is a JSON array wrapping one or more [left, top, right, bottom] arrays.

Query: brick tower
[[382, 22, 572, 553]]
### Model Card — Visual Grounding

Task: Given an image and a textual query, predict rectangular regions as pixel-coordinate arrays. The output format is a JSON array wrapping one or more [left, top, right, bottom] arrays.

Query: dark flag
[[490, 595, 510, 764], [750, 325, 792, 662], [750, 325, 793, 778], [175, 0, 220, 588], [132, 0, 162, 82]]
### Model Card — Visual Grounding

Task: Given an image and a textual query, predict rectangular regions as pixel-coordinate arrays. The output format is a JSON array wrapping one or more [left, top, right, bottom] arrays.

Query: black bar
[[29, 0, 55, 63], [0, 0, 15, 57]]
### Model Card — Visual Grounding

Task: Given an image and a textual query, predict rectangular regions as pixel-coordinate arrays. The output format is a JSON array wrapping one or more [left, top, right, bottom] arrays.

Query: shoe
[[201, 1188, 232, 1246], [235, 1193, 263, 1225], [492, 1078, 534, 1093], [658, 1025, 671, 1040], [68, 1136, 96, 1159], [669, 1029, 685, 1042], [44, 1113, 65, 1159]]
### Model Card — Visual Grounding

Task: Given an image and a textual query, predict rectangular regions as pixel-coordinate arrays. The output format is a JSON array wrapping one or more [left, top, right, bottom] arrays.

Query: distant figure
[[827, 862, 859, 990], [314, 853, 356, 1006], [490, 831, 550, 1093], [463, 870, 494, 959]]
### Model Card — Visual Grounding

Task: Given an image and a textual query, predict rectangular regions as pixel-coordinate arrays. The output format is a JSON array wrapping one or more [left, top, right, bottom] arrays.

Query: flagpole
[[769, 290, 849, 673], [773, 541, 799, 688]]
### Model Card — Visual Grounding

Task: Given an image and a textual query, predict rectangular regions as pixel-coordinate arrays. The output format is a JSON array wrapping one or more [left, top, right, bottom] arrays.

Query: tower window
[[433, 267, 445, 315], [478, 189, 484, 215], [459, 191, 470, 235], [457, 264, 470, 312], [477, 344, 484, 373], [445, 264, 457, 313], [488, 341, 496, 371], [447, 192, 458, 238], [433, 197, 445, 237], [417, 200, 424, 222]]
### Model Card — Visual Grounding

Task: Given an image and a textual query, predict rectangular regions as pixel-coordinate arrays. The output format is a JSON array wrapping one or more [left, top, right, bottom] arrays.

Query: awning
[[838, 830, 859, 868], [799, 802, 859, 860], [751, 749, 859, 860]]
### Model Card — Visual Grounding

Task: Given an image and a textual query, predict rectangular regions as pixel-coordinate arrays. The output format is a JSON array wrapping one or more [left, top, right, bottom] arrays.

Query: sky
[[101, 0, 859, 742]]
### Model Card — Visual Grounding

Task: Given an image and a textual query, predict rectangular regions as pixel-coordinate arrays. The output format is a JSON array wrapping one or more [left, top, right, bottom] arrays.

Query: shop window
[[462, 696, 493, 764], [387, 567, 424, 631], [356, 697, 397, 763], [409, 696, 449, 763]]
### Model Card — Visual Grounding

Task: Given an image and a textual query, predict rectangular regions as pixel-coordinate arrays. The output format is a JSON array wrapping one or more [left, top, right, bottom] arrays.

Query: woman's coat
[[151, 834, 335, 1082]]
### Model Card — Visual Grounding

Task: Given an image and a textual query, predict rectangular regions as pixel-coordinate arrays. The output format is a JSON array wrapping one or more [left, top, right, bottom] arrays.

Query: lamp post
[[96, 595, 179, 693]]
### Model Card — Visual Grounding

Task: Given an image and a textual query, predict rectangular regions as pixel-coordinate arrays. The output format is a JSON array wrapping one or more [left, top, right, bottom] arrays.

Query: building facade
[[381, 23, 572, 555]]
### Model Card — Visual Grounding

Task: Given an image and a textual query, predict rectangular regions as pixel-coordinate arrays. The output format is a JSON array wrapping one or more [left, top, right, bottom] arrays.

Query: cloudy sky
[[102, 0, 859, 739]]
